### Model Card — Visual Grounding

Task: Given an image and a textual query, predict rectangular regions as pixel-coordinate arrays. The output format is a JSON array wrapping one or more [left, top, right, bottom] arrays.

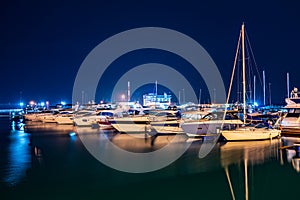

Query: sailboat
[[221, 23, 281, 141]]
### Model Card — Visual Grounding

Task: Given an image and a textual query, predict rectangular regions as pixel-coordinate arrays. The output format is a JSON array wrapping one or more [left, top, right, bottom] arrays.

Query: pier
[[0, 108, 23, 117]]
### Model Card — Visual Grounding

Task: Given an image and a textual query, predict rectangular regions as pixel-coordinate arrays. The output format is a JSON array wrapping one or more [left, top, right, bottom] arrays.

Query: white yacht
[[73, 110, 99, 127], [181, 111, 243, 137], [36, 110, 59, 123], [280, 87, 300, 134], [109, 116, 151, 133], [96, 110, 117, 130], [55, 111, 74, 125], [149, 109, 183, 135]]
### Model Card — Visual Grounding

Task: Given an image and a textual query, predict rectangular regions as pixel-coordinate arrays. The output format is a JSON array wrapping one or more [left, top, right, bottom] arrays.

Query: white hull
[[109, 116, 150, 133], [221, 128, 281, 141], [42, 119, 57, 123], [74, 116, 98, 127], [41, 115, 57, 123], [24, 114, 39, 121], [55, 116, 74, 125], [181, 120, 242, 136], [151, 120, 184, 134], [281, 117, 300, 129], [111, 123, 151, 133]]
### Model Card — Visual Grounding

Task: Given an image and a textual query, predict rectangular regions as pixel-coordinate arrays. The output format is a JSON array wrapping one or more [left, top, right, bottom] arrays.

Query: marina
[[1, 116, 300, 200], [1, 1, 300, 199]]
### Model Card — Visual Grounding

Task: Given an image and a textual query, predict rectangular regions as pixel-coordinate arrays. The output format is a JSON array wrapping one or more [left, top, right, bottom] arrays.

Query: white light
[[254, 102, 258, 107], [40, 102, 45, 107], [19, 102, 24, 107], [61, 101, 66, 106]]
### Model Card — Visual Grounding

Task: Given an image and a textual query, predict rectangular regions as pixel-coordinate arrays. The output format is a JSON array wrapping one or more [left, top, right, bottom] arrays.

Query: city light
[[121, 94, 126, 101], [29, 101, 35, 106]]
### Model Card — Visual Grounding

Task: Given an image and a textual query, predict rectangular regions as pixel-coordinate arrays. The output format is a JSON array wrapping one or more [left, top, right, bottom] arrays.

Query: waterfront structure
[[143, 92, 172, 109]]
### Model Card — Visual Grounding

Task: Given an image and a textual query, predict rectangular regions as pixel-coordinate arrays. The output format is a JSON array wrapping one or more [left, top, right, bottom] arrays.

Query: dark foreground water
[[1, 117, 299, 200]]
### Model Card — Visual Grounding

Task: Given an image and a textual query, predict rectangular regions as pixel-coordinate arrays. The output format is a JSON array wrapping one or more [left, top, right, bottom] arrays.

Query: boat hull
[[151, 120, 184, 134], [181, 120, 241, 137], [221, 128, 281, 141], [109, 117, 151, 133]]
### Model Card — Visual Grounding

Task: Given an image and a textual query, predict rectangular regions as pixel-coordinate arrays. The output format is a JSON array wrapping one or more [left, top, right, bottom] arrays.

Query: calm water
[[1, 117, 300, 200]]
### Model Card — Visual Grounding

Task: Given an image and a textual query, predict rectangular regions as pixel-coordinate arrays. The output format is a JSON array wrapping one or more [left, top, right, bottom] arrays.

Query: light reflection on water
[[1, 120, 300, 200], [1, 129, 31, 186]]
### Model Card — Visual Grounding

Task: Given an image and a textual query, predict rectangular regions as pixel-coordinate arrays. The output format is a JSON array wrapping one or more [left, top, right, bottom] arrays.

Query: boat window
[[100, 112, 113, 117], [288, 109, 295, 113], [295, 109, 300, 113], [286, 113, 300, 117], [203, 114, 214, 120]]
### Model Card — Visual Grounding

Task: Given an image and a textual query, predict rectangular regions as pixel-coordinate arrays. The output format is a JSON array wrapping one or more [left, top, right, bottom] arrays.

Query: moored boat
[[280, 88, 300, 136], [220, 23, 281, 141]]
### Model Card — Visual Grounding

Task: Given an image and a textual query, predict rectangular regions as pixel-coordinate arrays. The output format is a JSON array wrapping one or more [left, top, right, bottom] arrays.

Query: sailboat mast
[[155, 80, 158, 96], [263, 70, 266, 105], [242, 23, 247, 124], [127, 81, 130, 102], [287, 72, 290, 98], [254, 75, 256, 105]]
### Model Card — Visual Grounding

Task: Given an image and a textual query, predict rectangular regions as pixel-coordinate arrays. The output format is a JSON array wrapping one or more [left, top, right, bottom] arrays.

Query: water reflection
[[280, 137, 300, 173], [24, 121, 74, 135], [220, 139, 281, 200], [2, 120, 300, 200], [2, 129, 31, 186]]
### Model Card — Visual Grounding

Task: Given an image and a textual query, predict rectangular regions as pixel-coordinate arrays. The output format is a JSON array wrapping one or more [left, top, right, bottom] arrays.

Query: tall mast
[[253, 75, 256, 105], [287, 72, 290, 98], [198, 88, 202, 104], [155, 80, 158, 96], [263, 70, 266, 105], [127, 81, 130, 102], [242, 23, 247, 124]]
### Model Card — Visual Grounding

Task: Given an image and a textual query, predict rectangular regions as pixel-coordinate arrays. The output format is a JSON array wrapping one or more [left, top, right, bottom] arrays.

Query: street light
[[121, 94, 126, 101], [29, 101, 35, 107]]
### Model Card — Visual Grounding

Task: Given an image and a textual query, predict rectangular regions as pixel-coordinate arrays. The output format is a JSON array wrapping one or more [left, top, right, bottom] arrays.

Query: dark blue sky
[[1, 0, 299, 106]]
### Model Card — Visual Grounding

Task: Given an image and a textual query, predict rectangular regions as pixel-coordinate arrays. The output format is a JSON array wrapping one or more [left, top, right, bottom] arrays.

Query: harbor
[[2, 1, 300, 200], [1, 115, 300, 200]]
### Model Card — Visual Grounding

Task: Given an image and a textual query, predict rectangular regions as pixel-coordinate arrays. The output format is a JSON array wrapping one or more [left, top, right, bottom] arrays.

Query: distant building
[[143, 93, 172, 109]]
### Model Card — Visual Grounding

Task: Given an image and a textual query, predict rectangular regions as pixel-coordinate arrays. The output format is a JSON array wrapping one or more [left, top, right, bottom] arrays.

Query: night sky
[[1, 0, 299, 106]]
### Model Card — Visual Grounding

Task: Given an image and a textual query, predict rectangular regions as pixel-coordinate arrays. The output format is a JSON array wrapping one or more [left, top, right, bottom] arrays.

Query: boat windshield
[[202, 112, 239, 120], [286, 108, 300, 117], [286, 113, 300, 117]]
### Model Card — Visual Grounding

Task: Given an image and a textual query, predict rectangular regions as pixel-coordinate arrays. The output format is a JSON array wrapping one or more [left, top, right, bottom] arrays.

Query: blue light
[[69, 132, 76, 137], [254, 102, 259, 107], [40, 102, 45, 107], [19, 102, 24, 107], [61, 101, 66, 106]]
